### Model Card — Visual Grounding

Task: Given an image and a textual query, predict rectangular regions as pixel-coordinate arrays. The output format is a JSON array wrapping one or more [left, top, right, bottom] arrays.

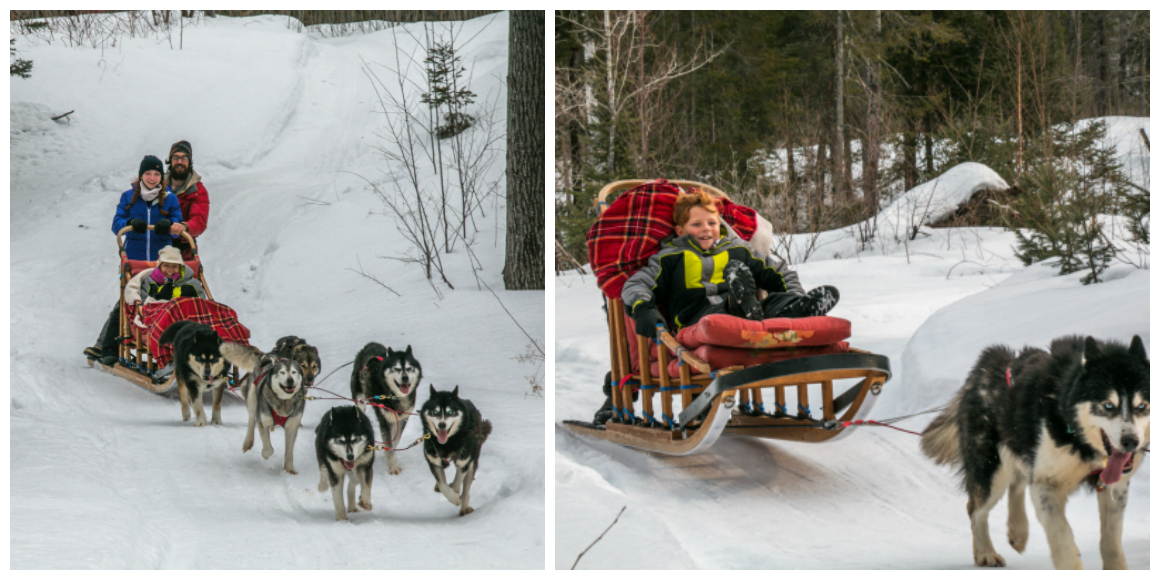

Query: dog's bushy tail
[[920, 392, 962, 466], [221, 342, 263, 373], [480, 419, 492, 443]]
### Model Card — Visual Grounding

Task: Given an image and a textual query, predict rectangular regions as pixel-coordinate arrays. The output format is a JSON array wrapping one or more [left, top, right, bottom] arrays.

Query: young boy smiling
[[621, 189, 839, 340]]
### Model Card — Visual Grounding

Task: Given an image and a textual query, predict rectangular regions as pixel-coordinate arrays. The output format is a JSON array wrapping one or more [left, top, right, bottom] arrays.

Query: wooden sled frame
[[562, 179, 892, 454], [88, 226, 228, 394]]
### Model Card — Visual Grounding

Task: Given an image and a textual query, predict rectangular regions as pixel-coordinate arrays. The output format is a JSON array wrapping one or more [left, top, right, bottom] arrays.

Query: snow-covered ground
[[10, 12, 544, 569], [555, 121, 1149, 569]]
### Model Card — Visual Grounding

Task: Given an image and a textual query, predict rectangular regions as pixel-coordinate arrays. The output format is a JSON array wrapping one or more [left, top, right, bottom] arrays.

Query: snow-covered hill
[[555, 124, 1149, 569], [10, 12, 544, 569]]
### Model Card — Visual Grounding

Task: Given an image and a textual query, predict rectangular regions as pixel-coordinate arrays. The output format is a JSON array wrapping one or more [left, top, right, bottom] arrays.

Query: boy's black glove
[[129, 218, 147, 234], [630, 305, 667, 340], [153, 219, 171, 236], [156, 280, 174, 300]]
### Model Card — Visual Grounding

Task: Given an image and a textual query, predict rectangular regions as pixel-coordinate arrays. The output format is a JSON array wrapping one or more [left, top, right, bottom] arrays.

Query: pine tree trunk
[[833, 12, 846, 204], [502, 10, 545, 290], [863, 10, 881, 220]]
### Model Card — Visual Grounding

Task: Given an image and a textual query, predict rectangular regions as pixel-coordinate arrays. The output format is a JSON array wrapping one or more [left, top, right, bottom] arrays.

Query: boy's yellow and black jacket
[[622, 233, 788, 331]]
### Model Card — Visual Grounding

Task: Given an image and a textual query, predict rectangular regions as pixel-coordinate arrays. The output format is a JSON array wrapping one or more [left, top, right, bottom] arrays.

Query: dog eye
[[1137, 403, 1149, 412], [1103, 402, 1116, 412]]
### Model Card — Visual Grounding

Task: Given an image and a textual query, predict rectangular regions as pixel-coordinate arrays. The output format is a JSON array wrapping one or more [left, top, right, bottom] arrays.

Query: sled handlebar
[[116, 225, 196, 249], [595, 179, 730, 214]]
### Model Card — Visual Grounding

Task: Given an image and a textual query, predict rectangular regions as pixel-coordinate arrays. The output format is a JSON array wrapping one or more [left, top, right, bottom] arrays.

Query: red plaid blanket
[[128, 297, 251, 367], [586, 179, 757, 299]]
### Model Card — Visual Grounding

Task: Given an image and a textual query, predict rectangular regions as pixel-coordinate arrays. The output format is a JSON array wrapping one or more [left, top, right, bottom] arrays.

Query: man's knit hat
[[157, 245, 185, 267], [168, 140, 192, 164], [139, 155, 164, 180]]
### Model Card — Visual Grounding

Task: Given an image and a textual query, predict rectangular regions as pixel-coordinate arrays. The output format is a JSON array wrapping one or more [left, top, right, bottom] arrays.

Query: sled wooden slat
[[564, 388, 737, 455], [657, 331, 712, 374], [822, 380, 835, 421]]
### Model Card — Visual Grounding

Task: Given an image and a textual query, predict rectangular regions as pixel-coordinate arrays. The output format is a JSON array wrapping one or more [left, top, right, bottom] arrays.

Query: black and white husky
[[315, 405, 375, 521], [350, 343, 421, 475], [158, 321, 231, 427], [922, 335, 1149, 569], [222, 342, 307, 475], [420, 386, 492, 516]]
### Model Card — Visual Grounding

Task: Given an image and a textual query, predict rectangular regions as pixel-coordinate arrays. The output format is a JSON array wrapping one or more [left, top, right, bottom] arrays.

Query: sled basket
[[88, 225, 247, 394], [562, 179, 892, 454]]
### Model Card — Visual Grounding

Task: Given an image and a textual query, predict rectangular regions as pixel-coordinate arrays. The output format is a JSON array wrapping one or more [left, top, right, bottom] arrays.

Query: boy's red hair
[[672, 188, 720, 227]]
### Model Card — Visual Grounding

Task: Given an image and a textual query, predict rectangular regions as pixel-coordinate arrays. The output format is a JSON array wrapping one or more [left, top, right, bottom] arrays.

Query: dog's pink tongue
[[437, 430, 449, 443], [1101, 450, 1133, 486]]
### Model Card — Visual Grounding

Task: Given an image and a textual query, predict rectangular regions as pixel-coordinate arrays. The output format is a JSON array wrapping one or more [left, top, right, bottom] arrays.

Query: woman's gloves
[[155, 280, 175, 300], [129, 218, 147, 234], [153, 219, 172, 236], [630, 305, 667, 340]]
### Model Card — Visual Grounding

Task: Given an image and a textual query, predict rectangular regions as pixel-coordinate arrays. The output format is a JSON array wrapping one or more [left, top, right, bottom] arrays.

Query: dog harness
[[269, 406, 290, 427]]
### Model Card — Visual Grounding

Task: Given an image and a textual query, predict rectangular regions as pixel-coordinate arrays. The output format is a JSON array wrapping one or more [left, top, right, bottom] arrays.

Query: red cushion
[[650, 342, 850, 378], [677, 314, 850, 350]]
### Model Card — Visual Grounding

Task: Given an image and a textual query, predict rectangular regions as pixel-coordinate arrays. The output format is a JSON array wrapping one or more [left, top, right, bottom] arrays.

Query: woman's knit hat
[[157, 245, 184, 267], [139, 155, 164, 180]]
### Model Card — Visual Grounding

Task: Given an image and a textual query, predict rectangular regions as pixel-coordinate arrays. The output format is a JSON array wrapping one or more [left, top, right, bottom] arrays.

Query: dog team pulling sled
[[562, 179, 892, 455], [87, 225, 249, 394]]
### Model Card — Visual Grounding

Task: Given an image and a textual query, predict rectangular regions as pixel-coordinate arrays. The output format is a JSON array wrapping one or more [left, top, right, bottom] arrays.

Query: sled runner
[[88, 226, 249, 394], [561, 179, 892, 454]]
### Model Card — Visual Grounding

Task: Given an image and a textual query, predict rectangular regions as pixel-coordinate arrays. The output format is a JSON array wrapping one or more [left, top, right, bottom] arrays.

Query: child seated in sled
[[592, 189, 841, 424], [621, 188, 840, 341], [124, 245, 207, 307]]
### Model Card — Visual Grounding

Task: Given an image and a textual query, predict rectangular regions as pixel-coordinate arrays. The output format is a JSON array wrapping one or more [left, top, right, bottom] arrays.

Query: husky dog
[[921, 335, 1149, 569], [221, 342, 307, 475], [350, 343, 421, 475], [158, 321, 231, 427], [420, 386, 492, 516], [272, 335, 321, 387], [315, 406, 376, 521]]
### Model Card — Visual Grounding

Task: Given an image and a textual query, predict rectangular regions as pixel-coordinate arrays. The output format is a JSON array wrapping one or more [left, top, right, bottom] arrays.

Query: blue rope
[[662, 412, 675, 427], [799, 403, 811, 416], [755, 402, 766, 413], [679, 384, 698, 391], [639, 384, 658, 392], [741, 402, 752, 413], [619, 407, 633, 422], [776, 402, 788, 415], [659, 385, 681, 392], [643, 412, 656, 426]]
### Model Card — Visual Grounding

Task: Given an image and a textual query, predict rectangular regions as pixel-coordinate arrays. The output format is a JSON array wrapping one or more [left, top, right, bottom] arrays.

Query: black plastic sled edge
[[676, 352, 892, 429]]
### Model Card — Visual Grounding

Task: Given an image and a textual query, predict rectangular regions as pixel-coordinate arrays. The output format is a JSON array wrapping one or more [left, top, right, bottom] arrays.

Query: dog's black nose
[[1121, 434, 1139, 453]]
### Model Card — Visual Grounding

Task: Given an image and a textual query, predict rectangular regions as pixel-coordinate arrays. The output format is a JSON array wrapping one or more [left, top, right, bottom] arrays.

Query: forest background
[[554, 10, 1150, 278]]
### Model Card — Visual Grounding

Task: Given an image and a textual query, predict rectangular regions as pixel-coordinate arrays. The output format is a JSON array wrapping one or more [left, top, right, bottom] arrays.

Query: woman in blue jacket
[[112, 155, 183, 261], [85, 155, 187, 365]]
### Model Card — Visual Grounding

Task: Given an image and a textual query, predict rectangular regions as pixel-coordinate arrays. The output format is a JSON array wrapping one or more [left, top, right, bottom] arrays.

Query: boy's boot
[[785, 285, 840, 318], [724, 260, 763, 320]]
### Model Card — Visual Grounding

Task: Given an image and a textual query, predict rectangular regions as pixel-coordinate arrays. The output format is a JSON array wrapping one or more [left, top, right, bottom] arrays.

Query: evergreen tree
[[11, 38, 32, 78]]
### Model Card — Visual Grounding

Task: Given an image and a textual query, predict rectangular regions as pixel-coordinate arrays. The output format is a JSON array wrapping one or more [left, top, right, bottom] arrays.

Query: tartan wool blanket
[[585, 179, 758, 300], [128, 297, 251, 368]]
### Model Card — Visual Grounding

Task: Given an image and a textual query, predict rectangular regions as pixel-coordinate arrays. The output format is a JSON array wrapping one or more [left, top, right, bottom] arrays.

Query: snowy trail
[[11, 13, 544, 569], [555, 219, 1149, 569]]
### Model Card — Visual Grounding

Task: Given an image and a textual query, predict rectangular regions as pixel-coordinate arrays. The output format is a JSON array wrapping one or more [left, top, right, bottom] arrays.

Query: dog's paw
[[974, 552, 1006, 567], [443, 491, 461, 507], [1007, 529, 1028, 553], [211, 416, 223, 426], [194, 418, 207, 427], [261, 447, 274, 460], [347, 504, 359, 513], [459, 506, 474, 517], [388, 465, 403, 475], [318, 482, 329, 492], [358, 499, 372, 511], [242, 438, 253, 453], [285, 465, 297, 475], [434, 484, 440, 492], [335, 513, 348, 522]]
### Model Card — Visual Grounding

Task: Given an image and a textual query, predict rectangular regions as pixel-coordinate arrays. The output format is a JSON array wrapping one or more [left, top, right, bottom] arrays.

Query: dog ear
[[430, 385, 437, 398], [406, 345, 412, 356], [452, 385, 459, 398], [1129, 335, 1148, 362], [387, 347, 394, 357], [1083, 336, 1102, 366]]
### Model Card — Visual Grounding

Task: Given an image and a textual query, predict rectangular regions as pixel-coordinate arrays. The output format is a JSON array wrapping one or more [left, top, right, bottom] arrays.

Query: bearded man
[[164, 140, 210, 260]]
